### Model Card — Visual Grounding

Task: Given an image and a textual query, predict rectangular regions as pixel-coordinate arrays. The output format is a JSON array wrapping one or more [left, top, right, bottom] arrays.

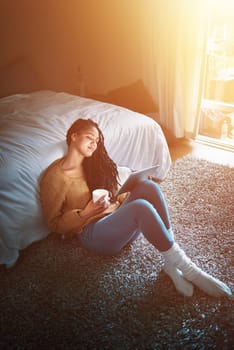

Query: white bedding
[[0, 90, 171, 267]]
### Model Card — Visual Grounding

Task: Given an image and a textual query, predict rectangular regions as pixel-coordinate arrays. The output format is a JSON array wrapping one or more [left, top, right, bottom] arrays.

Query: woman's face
[[72, 126, 100, 157]]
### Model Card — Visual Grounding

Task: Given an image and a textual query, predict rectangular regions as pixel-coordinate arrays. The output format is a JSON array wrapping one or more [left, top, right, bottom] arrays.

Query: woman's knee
[[146, 178, 160, 189], [137, 179, 161, 195], [131, 198, 155, 216]]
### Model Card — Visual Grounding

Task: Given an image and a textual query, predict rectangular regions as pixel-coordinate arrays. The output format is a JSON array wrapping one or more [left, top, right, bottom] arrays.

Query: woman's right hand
[[79, 195, 109, 219]]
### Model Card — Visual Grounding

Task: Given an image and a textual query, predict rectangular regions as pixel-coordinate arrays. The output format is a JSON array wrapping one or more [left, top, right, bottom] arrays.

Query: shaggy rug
[[0, 155, 233, 350]]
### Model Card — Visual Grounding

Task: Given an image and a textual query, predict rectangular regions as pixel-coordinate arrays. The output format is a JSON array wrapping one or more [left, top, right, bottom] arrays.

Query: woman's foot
[[163, 243, 232, 297], [163, 263, 194, 297]]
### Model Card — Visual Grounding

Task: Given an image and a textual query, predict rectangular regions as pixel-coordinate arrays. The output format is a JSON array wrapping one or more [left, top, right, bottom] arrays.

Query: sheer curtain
[[141, 0, 210, 138]]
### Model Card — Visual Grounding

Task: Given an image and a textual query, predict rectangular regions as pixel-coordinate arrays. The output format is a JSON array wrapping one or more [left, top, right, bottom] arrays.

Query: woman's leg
[[122, 180, 171, 231], [79, 198, 173, 255], [124, 183, 231, 297], [79, 198, 194, 297], [113, 179, 172, 245], [80, 183, 232, 298]]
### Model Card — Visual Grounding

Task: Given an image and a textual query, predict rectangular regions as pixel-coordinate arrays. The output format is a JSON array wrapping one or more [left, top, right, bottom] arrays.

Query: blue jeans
[[79, 180, 174, 255]]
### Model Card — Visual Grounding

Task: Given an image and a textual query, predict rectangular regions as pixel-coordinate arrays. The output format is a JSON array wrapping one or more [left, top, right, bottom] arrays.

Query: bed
[[0, 90, 171, 267]]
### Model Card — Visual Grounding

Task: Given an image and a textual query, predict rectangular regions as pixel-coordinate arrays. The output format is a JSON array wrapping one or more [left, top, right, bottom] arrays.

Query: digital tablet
[[117, 165, 160, 195]]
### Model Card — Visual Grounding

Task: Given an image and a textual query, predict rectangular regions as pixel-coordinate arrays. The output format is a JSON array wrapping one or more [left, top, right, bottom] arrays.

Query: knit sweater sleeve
[[40, 166, 87, 236]]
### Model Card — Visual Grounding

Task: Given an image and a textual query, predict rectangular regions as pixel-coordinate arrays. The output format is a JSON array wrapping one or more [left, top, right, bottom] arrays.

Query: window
[[199, 2, 234, 146]]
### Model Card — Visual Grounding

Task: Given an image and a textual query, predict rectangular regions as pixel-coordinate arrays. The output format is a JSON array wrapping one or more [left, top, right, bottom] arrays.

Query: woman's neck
[[61, 149, 84, 172]]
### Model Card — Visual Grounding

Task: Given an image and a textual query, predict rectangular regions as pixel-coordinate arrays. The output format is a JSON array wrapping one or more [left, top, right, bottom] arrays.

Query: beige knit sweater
[[40, 158, 127, 237]]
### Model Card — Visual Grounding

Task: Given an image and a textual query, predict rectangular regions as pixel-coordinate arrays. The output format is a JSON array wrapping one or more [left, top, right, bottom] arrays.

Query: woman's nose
[[91, 140, 98, 148]]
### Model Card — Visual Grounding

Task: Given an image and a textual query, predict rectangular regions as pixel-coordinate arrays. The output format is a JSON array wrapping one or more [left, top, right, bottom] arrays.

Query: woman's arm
[[40, 179, 87, 236], [40, 174, 110, 237]]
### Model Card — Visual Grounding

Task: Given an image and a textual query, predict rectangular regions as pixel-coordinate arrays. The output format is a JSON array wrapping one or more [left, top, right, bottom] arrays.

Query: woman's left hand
[[148, 175, 161, 183]]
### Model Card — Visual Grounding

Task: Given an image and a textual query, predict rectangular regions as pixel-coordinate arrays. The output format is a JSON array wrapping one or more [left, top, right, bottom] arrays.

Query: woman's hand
[[148, 175, 161, 184], [79, 195, 110, 219]]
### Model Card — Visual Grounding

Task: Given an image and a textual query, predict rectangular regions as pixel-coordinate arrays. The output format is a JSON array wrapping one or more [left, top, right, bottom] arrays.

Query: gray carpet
[[0, 155, 233, 350]]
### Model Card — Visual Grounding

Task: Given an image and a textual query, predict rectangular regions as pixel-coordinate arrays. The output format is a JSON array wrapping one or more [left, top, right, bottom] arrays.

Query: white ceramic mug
[[92, 189, 110, 206]]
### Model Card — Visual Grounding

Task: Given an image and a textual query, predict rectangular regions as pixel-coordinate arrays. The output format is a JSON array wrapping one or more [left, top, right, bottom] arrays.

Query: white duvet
[[0, 90, 171, 267]]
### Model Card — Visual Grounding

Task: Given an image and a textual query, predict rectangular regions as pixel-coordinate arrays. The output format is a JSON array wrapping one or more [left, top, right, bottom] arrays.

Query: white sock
[[163, 263, 194, 297], [163, 243, 232, 297]]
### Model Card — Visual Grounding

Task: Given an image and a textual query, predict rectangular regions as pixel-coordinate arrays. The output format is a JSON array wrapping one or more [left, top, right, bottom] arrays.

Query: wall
[[0, 0, 159, 114]]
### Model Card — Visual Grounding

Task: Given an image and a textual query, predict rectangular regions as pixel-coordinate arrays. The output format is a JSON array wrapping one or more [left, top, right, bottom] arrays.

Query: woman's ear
[[70, 132, 77, 142]]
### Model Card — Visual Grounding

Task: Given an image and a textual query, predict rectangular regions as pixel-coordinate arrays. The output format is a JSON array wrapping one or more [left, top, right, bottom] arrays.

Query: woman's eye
[[88, 136, 98, 143]]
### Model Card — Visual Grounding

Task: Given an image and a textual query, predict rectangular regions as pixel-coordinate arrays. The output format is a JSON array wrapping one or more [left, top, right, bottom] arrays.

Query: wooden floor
[[169, 138, 234, 167]]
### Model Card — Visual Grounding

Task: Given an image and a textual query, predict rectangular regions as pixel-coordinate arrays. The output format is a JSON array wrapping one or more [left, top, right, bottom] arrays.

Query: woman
[[40, 119, 232, 298]]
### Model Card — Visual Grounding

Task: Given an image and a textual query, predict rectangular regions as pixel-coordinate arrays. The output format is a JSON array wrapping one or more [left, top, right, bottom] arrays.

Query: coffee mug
[[92, 189, 110, 206]]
